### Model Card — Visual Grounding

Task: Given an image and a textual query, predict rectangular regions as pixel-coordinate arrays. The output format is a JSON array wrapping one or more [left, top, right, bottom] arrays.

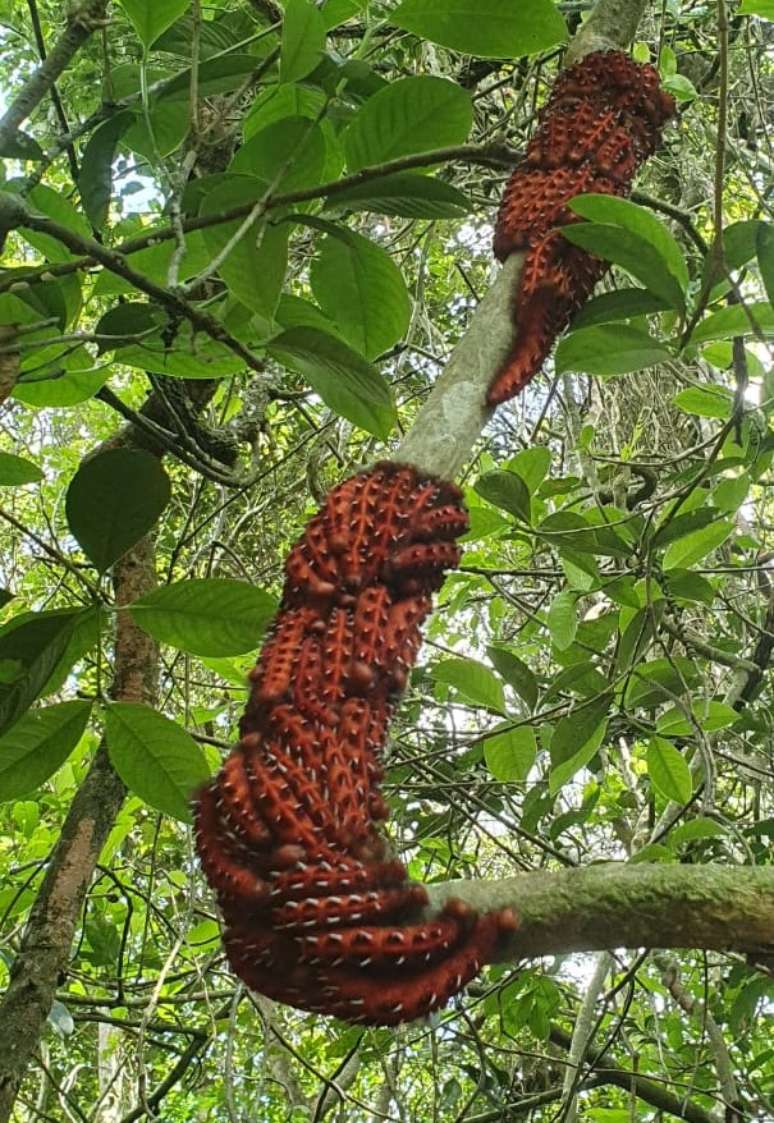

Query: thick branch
[[426, 864, 774, 960], [0, 0, 108, 150]]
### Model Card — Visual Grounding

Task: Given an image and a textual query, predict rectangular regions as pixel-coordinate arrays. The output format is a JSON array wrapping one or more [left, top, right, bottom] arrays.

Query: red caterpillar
[[490, 50, 676, 405], [195, 463, 516, 1025]]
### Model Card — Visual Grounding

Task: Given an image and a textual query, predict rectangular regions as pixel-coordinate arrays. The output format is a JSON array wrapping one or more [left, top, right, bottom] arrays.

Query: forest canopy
[[0, 0, 772, 1120]]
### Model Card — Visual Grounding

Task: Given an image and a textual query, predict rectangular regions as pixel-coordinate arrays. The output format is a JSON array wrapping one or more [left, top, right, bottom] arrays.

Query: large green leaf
[[474, 470, 531, 523], [105, 702, 211, 822], [569, 195, 689, 293], [549, 695, 610, 793], [757, 222, 774, 305], [268, 326, 396, 439], [672, 384, 733, 419], [229, 117, 326, 190], [0, 610, 81, 737], [484, 724, 536, 782], [130, 579, 277, 657], [556, 324, 671, 378], [310, 232, 411, 359], [393, 0, 567, 58], [432, 657, 505, 713], [117, 0, 192, 47], [572, 288, 671, 329], [689, 301, 774, 344], [0, 701, 91, 802], [327, 172, 471, 219], [20, 185, 91, 263], [647, 737, 693, 803], [344, 76, 472, 172], [65, 449, 171, 573], [280, 0, 326, 83], [561, 224, 686, 310], [78, 112, 133, 229], [244, 86, 326, 139], [662, 520, 733, 570], [546, 590, 578, 651]]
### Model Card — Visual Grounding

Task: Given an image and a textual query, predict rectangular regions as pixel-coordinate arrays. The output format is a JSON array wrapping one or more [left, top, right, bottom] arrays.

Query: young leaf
[[66, 449, 171, 573], [484, 725, 537, 782], [344, 76, 472, 171], [0, 453, 43, 486], [268, 326, 396, 440], [280, 0, 326, 83], [647, 737, 693, 803], [393, 0, 567, 58], [310, 232, 411, 359], [432, 657, 505, 713], [130, 579, 277, 657], [0, 700, 91, 802], [105, 702, 211, 822]]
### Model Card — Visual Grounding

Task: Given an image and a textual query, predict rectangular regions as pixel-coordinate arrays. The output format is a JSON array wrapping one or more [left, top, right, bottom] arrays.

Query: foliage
[[0, 0, 772, 1120]]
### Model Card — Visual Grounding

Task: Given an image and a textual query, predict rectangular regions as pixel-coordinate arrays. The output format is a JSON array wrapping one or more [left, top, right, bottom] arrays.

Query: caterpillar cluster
[[490, 49, 676, 405], [195, 463, 517, 1025], [194, 51, 675, 1026]]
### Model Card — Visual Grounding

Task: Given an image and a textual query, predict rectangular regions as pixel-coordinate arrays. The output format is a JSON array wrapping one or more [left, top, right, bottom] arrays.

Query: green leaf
[[118, 0, 191, 47], [713, 472, 750, 513], [0, 453, 43, 486], [201, 181, 289, 321], [326, 172, 471, 219], [572, 288, 671, 329], [245, 85, 326, 139], [230, 118, 326, 190], [344, 77, 472, 172], [662, 73, 698, 102], [432, 657, 505, 713], [657, 700, 739, 737], [555, 324, 671, 378], [393, 0, 568, 58], [662, 520, 733, 570], [105, 702, 211, 822], [0, 701, 91, 802], [504, 446, 551, 493], [487, 646, 538, 710], [77, 112, 133, 229], [65, 449, 171, 573], [561, 224, 686, 310], [668, 818, 727, 847], [268, 326, 396, 440], [647, 737, 693, 803], [0, 610, 81, 738], [651, 508, 718, 549], [484, 725, 536, 782], [94, 302, 160, 354], [738, 0, 774, 18], [569, 195, 689, 294], [280, 0, 326, 83], [626, 657, 701, 708], [757, 223, 774, 305], [689, 301, 774, 344], [310, 232, 411, 359], [663, 570, 716, 605], [129, 579, 277, 656], [20, 185, 91, 263], [474, 470, 531, 522], [546, 589, 577, 650], [549, 697, 610, 793], [672, 385, 733, 419]]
